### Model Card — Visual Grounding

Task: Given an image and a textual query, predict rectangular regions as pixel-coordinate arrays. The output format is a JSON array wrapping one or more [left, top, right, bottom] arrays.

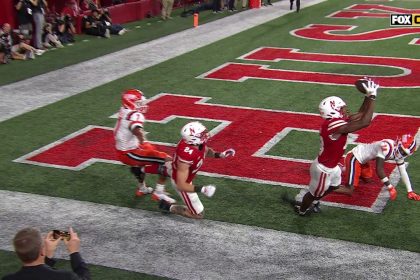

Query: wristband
[[214, 152, 221, 158], [194, 185, 202, 193], [381, 177, 389, 183], [367, 95, 376, 100]]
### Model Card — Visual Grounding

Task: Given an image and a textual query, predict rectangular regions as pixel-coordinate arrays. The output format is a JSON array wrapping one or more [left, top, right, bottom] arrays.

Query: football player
[[295, 79, 379, 216], [114, 89, 175, 203], [334, 134, 419, 201], [159, 121, 235, 219]]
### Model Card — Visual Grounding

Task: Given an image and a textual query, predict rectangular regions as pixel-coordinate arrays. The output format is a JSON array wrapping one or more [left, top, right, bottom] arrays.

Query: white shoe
[[35, 49, 46, 55], [118, 29, 126, 35], [152, 191, 176, 204], [135, 186, 154, 197], [104, 29, 111, 38]]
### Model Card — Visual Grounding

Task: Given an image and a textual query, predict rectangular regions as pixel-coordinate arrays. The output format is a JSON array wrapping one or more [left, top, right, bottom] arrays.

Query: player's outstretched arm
[[206, 147, 236, 158], [336, 97, 375, 135], [348, 80, 379, 122], [396, 161, 420, 200]]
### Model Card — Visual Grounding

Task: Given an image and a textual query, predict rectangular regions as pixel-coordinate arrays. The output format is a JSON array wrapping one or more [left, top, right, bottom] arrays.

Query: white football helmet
[[319, 96, 347, 119], [181, 121, 209, 145]]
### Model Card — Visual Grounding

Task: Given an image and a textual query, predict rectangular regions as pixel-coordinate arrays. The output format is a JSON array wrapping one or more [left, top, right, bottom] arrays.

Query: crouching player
[[159, 121, 235, 219], [114, 89, 175, 203], [335, 134, 419, 201]]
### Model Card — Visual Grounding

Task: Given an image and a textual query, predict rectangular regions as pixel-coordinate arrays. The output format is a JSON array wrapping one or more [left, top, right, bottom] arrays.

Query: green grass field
[[1, 0, 419, 278]]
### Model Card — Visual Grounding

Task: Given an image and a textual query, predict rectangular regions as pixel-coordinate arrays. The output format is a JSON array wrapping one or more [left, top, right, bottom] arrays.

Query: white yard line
[[0, 1, 325, 122], [0, 190, 419, 279]]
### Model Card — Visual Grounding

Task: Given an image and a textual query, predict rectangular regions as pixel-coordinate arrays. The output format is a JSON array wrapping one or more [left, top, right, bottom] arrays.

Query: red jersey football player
[[334, 134, 419, 201], [159, 121, 235, 219], [296, 79, 379, 216], [114, 89, 175, 203]]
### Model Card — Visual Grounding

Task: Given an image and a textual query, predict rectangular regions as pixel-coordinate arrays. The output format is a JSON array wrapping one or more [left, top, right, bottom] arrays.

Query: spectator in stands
[[29, 0, 48, 49], [227, 0, 237, 12], [55, 15, 76, 44], [0, 34, 9, 64], [0, 50, 6, 64], [213, 0, 221, 13], [161, 0, 174, 20], [290, 0, 300, 12], [0, 23, 45, 61], [82, 9, 110, 38], [15, 0, 33, 39], [43, 23, 63, 48], [93, 9, 126, 35], [262, 0, 272, 6], [2, 227, 90, 280], [61, 0, 81, 19], [241, 0, 247, 9], [80, 0, 101, 12]]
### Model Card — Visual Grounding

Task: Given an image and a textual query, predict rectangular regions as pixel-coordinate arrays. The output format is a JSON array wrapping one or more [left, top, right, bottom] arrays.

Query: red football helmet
[[395, 134, 417, 158], [121, 89, 148, 113]]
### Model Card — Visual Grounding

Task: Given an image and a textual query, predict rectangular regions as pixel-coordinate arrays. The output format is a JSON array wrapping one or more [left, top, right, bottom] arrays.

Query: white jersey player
[[335, 134, 419, 201], [114, 89, 174, 203]]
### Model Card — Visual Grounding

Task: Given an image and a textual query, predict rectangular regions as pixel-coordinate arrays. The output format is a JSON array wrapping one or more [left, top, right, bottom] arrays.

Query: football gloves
[[388, 185, 397, 201], [201, 185, 216, 197], [407, 191, 420, 201], [362, 79, 379, 99]]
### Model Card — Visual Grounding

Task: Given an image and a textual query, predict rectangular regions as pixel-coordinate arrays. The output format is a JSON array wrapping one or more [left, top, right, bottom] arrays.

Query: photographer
[[0, 23, 45, 60], [93, 9, 126, 35], [29, 0, 48, 49], [2, 227, 90, 280], [82, 9, 110, 38], [0, 32, 12, 64], [55, 15, 76, 44], [15, 0, 33, 39], [43, 23, 63, 48]]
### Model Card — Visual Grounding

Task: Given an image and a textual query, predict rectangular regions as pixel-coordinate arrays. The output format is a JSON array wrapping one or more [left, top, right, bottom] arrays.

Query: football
[[354, 78, 369, 94]]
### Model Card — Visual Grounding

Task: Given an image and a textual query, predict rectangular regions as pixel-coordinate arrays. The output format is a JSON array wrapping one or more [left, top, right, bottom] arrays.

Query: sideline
[[0, 1, 325, 122], [0, 190, 419, 279]]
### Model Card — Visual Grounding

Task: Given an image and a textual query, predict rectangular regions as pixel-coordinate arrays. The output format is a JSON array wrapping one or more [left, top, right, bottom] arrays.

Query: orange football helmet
[[122, 89, 148, 113]]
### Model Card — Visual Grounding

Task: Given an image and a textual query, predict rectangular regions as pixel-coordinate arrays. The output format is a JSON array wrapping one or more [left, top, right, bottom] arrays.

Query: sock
[[138, 182, 146, 190], [155, 184, 165, 193]]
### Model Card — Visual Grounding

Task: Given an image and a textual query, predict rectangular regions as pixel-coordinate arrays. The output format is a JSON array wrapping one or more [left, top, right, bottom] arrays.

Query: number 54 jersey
[[172, 140, 207, 184]]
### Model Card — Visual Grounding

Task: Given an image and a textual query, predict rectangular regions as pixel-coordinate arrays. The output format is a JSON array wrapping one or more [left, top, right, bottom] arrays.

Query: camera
[[52, 230, 71, 241], [64, 15, 73, 24]]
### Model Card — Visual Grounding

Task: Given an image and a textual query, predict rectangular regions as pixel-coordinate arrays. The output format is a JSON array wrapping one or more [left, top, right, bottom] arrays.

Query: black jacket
[[2, 252, 90, 280]]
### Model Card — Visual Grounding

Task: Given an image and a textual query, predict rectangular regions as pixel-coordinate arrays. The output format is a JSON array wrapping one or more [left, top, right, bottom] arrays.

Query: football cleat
[[294, 204, 311, 216], [311, 201, 321, 213], [159, 199, 172, 212], [152, 191, 176, 204], [388, 187, 397, 201], [135, 186, 153, 197], [407, 191, 420, 201]]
